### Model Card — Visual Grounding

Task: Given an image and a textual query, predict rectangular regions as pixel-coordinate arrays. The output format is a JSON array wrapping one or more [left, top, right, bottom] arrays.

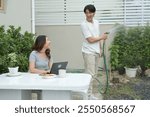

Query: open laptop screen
[[50, 61, 68, 75]]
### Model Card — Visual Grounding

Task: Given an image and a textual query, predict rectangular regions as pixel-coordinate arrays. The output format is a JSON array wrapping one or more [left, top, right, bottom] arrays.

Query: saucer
[[6, 72, 22, 77], [40, 74, 56, 79], [42, 76, 56, 79]]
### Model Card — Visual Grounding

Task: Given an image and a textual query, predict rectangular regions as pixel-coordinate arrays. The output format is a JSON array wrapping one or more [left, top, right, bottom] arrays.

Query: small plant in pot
[[7, 53, 19, 74], [121, 26, 141, 78], [123, 54, 138, 78]]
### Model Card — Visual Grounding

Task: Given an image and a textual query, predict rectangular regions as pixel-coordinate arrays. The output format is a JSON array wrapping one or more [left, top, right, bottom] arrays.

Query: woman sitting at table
[[29, 35, 52, 74]]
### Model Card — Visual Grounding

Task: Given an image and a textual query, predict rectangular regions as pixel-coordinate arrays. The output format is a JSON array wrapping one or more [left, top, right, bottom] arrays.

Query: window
[[0, 0, 4, 10], [94, 0, 124, 24], [124, 0, 150, 26], [35, 0, 150, 26]]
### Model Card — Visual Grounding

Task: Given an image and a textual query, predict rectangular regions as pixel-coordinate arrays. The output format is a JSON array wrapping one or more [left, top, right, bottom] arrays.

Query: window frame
[[0, 0, 4, 10], [35, 0, 150, 26]]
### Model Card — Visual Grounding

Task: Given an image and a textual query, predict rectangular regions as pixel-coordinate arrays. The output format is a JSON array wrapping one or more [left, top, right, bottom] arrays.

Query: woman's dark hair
[[84, 4, 96, 13], [32, 35, 51, 59]]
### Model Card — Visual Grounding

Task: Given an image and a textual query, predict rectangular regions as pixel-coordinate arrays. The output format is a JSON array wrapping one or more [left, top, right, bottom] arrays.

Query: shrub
[[0, 25, 34, 73], [110, 24, 150, 72]]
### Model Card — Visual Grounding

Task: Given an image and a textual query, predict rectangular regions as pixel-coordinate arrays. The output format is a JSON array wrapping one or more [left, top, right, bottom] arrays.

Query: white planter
[[8, 67, 19, 74], [125, 67, 137, 78]]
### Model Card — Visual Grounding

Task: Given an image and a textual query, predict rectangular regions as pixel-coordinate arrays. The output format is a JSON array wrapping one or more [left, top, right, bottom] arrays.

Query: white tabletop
[[0, 73, 91, 91]]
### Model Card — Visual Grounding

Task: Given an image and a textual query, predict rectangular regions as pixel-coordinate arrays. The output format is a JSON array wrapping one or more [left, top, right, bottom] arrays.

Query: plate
[[40, 74, 56, 79], [42, 75, 56, 79], [6, 72, 22, 77]]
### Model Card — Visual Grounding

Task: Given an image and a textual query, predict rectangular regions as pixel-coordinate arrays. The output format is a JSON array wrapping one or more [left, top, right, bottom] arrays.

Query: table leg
[[21, 90, 32, 100], [41, 90, 72, 100], [0, 89, 31, 100]]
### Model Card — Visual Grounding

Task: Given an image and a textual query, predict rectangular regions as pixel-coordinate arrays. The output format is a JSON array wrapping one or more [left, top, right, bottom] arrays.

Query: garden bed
[[103, 71, 150, 100]]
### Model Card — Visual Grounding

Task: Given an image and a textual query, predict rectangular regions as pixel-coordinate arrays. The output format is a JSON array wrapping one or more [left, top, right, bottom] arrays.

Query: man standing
[[81, 4, 107, 99]]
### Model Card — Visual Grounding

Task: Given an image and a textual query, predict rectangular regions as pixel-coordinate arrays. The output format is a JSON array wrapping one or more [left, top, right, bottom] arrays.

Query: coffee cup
[[8, 67, 19, 74], [59, 69, 66, 78]]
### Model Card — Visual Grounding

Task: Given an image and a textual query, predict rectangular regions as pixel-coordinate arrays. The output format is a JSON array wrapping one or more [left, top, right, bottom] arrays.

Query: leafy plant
[[110, 24, 150, 72], [109, 45, 119, 70], [7, 53, 17, 67], [121, 26, 143, 68], [110, 25, 127, 70], [140, 24, 150, 69], [0, 25, 34, 73]]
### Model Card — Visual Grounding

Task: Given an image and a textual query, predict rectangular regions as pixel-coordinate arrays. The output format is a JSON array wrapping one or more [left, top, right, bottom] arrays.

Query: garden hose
[[97, 26, 119, 94], [97, 40, 110, 94]]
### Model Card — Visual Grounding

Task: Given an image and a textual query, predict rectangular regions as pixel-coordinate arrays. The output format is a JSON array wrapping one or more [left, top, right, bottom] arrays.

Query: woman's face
[[44, 37, 50, 49], [85, 9, 95, 22]]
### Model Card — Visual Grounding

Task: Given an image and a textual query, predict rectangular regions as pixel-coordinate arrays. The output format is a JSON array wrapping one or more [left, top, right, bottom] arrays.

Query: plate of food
[[39, 73, 56, 79]]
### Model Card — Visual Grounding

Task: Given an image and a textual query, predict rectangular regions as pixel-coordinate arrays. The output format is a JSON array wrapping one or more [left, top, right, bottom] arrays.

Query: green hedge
[[110, 24, 150, 71], [0, 26, 34, 73]]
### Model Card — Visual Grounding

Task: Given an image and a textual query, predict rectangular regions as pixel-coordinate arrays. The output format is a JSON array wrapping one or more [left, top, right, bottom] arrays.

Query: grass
[[104, 83, 141, 100]]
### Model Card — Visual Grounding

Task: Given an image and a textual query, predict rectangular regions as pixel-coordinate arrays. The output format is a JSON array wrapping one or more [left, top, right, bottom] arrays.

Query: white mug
[[59, 69, 66, 78], [8, 67, 19, 74]]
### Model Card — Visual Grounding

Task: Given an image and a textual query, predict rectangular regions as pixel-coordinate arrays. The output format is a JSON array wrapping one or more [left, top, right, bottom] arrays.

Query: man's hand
[[99, 50, 103, 57], [100, 33, 108, 40]]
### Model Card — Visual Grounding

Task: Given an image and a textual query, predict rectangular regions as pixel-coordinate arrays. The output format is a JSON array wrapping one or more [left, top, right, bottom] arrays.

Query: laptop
[[50, 61, 68, 75]]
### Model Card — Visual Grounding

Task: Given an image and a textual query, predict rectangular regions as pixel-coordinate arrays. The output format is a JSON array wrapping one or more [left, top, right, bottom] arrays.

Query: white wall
[[0, 0, 32, 32], [35, 24, 115, 69], [0, 0, 116, 69]]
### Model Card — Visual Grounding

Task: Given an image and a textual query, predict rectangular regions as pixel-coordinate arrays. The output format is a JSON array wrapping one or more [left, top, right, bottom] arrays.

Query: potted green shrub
[[110, 24, 150, 77], [121, 27, 142, 77], [110, 25, 142, 77], [0, 25, 34, 74], [123, 54, 138, 78], [7, 53, 19, 74]]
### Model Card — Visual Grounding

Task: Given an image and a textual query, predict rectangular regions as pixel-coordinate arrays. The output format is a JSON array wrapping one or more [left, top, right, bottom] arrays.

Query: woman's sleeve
[[49, 57, 53, 69], [29, 51, 36, 62]]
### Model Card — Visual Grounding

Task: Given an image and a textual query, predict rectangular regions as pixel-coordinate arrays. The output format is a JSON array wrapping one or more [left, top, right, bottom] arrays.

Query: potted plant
[[110, 25, 141, 77], [7, 53, 19, 74], [123, 26, 144, 77], [110, 24, 150, 77], [123, 55, 138, 78], [0, 25, 34, 74]]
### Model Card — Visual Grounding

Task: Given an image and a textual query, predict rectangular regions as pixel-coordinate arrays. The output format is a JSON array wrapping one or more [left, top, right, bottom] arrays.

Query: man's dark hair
[[84, 4, 96, 13]]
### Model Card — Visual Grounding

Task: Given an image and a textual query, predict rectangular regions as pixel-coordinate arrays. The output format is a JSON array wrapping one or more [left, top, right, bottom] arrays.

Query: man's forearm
[[87, 36, 103, 43]]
